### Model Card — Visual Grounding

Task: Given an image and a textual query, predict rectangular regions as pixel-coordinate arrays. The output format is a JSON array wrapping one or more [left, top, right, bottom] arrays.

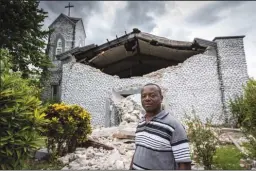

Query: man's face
[[141, 85, 163, 113]]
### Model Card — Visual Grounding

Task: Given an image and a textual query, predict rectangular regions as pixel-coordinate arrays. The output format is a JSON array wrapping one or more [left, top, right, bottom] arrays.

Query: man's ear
[[161, 95, 163, 101]]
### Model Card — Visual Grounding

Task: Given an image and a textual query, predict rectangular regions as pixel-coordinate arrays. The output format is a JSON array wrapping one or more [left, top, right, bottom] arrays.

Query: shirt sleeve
[[171, 121, 192, 163]]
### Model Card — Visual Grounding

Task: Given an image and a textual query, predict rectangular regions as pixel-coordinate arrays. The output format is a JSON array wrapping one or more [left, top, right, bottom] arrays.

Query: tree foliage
[[0, 0, 52, 79], [229, 78, 256, 158], [0, 49, 48, 169], [185, 112, 219, 170]]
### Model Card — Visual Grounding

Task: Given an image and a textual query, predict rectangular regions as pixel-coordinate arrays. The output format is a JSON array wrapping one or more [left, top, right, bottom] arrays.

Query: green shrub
[[185, 113, 219, 170], [229, 95, 247, 128], [0, 49, 48, 169], [213, 145, 244, 170], [242, 137, 256, 159], [229, 79, 256, 158], [43, 103, 92, 156]]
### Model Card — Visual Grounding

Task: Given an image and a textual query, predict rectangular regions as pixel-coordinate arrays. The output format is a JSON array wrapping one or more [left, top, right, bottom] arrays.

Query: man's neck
[[146, 109, 162, 117]]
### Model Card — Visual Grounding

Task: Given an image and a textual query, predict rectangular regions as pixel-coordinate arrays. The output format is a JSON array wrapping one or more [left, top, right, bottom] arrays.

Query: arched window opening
[[56, 39, 62, 55]]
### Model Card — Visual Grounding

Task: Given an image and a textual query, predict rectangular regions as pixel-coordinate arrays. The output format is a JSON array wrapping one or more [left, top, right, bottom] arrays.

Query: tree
[[229, 79, 256, 158], [0, 0, 52, 79], [0, 49, 48, 169]]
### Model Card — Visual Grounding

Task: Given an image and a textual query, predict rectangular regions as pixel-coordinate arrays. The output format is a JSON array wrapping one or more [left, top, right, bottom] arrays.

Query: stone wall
[[41, 60, 62, 101], [61, 49, 225, 126], [75, 20, 86, 47], [214, 37, 249, 122], [43, 14, 85, 101]]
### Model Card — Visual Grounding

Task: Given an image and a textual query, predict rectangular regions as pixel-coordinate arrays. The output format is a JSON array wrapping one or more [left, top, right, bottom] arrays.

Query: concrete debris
[[113, 94, 144, 124], [59, 123, 255, 170], [240, 159, 256, 170], [57, 99, 253, 170], [192, 164, 205, 170], [59, 123, 136, 170]]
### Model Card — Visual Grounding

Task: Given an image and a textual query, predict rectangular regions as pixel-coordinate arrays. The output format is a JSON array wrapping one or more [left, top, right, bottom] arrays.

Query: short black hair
[[141, 83, 162, 96]]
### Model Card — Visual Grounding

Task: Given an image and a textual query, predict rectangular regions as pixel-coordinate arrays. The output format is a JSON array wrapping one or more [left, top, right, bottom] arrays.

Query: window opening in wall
[[56, 39, 63, 55], [120, 94, 131, 98], [51, 85, 59, 102], [56, 48, 62, 55]]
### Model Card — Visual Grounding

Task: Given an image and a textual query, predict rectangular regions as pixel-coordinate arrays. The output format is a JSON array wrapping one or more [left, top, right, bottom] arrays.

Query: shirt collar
[[141, 110, 169, 120]]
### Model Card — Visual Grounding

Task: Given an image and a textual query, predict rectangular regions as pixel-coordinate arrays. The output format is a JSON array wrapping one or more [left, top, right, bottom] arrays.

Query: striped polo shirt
[[132, 110, 191, 170]]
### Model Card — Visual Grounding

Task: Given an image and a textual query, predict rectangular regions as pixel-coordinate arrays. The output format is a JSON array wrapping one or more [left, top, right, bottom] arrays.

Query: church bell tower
[[46, 2, 86, 61]]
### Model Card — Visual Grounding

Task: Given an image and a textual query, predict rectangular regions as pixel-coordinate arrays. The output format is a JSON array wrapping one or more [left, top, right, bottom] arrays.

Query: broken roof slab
[[56, 29, 217, 78]]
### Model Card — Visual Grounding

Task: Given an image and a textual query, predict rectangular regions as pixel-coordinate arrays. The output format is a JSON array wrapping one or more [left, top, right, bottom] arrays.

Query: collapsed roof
[[57, 28, 217, 78]]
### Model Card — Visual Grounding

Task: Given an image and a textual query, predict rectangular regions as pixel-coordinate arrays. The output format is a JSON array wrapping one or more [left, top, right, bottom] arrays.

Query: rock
[[58, 156, 70, 165], [88, 161, 93, 166], [240, 163, 245, 168], [81, 138, 114, 150], [76, 147, 86, 151], [113, 132, 135, 139], [57, 114, 138, 170], [35, 148, 50, 161], [239, 137, 248, 143], [118, 147, 126, 155], [218, 133, 232, 144], [192, 164, 204, 170], [123, 113, 137, 122], [87, 147, 94, 154], [116, 160, 125, 169], [126, 144, 136, 150], [74, 153, 86, 159], [58, 153, 77, 165], [86, 152, 94, 159], [240, 159, 246, 163], [107, 149, 121, 165], [112, 127, 136, 140], [119, 121, 128, 126], [61, 166, 69, 170], [75, 157, 87, 165], [69, 161, 80, 169], [95, 152, 104, 157], [112, 95, 144, 124], [126, 150, 134, 157]]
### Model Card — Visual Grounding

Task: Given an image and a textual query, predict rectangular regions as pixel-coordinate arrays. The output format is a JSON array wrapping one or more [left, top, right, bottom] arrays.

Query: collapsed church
[[42, 13, 249, 127]]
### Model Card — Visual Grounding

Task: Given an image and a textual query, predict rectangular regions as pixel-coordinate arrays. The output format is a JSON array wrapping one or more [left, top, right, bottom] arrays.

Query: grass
[[213, 145, 245, 170], [23, 159, 64, 170]]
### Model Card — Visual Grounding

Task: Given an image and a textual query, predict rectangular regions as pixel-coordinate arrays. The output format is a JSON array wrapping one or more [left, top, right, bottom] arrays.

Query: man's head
[[141, 83, 163, 114]]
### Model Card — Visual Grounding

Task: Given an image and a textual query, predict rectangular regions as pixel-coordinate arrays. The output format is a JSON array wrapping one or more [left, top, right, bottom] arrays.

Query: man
[[130, 83, 192, 170]]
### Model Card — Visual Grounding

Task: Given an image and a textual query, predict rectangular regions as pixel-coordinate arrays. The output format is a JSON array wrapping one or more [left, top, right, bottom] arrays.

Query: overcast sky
[[39, 1, 256, 78]]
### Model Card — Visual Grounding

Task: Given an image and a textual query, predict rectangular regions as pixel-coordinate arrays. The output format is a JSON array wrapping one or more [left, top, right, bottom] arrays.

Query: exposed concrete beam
[[111, 63, 169, 78], [213, 35, 245, 41], [98, 53, 181, 70]]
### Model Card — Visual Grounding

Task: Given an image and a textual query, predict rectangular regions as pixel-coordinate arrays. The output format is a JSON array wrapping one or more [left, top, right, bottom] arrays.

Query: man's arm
[[171, 120, 192, 170], [177, 162, 191, 170]]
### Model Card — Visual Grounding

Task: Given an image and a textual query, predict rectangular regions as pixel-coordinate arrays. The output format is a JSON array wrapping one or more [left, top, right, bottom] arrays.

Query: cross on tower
[[65, 2, 74, 17]]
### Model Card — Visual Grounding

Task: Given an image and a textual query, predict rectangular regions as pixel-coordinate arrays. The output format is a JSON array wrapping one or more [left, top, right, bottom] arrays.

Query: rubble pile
[[57, 95, 255, 170], [113, 94, 144, 124], [58, 121, 256, 170], [60, 123, 137, 170]]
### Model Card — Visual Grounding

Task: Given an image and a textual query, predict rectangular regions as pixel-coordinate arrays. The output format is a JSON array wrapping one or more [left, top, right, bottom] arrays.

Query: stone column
[[213, 36, 249, 124]]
